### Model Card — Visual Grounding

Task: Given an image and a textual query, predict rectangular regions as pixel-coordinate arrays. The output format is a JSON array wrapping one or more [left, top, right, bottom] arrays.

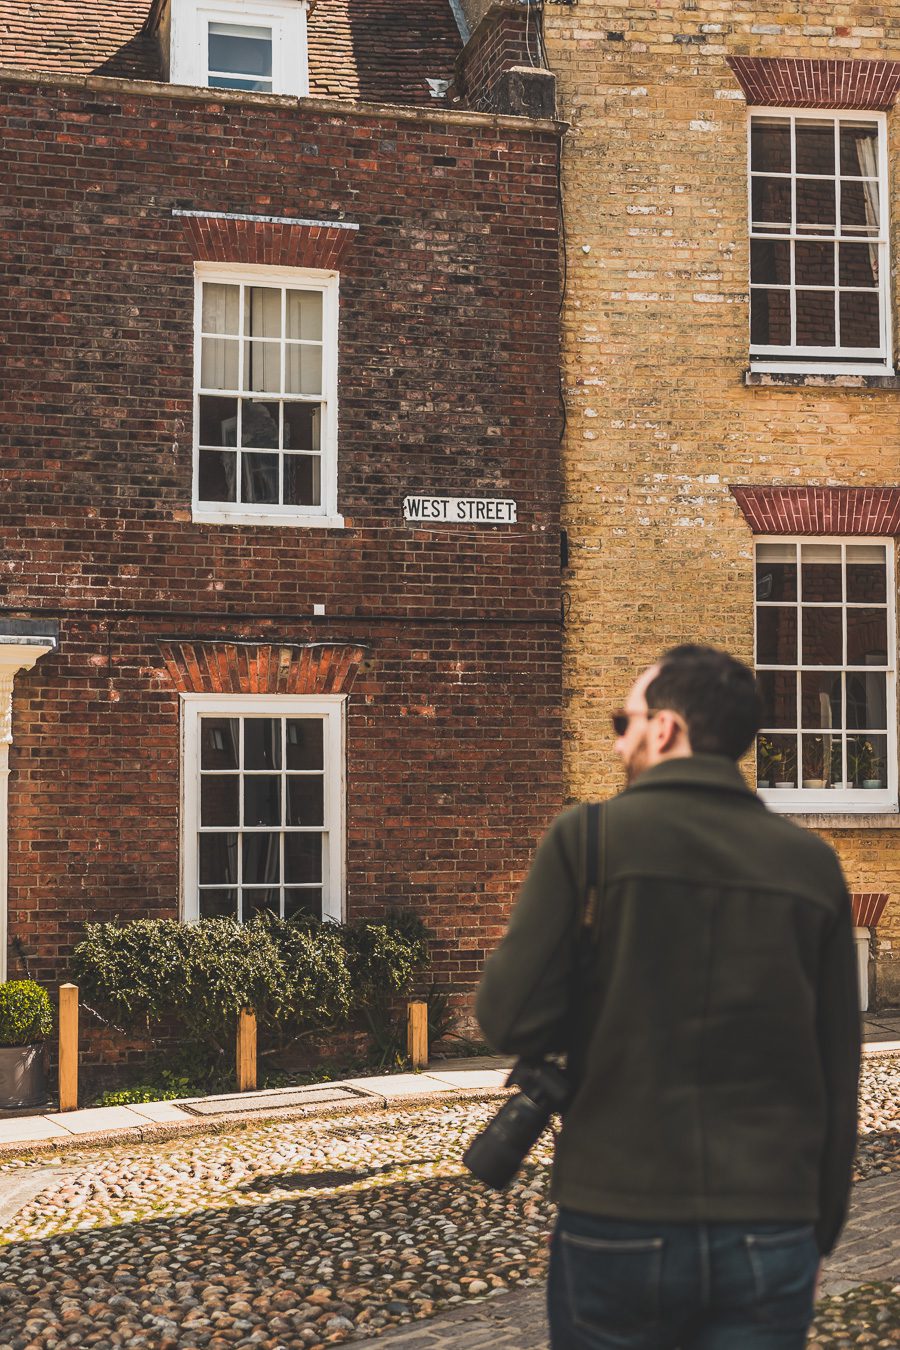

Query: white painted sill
[[192, 509, 345, 529]]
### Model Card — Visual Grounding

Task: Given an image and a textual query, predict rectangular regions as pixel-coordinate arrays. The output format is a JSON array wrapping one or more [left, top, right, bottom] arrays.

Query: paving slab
[[127, 1101, 194, 1123], [425, 1070, 511, 1090], [343, 1073, 471, 1098], [0, 1115, 71, 1142], [43, 1106, 152, 1134]]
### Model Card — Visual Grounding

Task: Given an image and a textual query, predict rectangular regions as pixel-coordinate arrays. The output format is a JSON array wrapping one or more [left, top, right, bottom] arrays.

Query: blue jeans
[[548, 1209, 820, 1349]]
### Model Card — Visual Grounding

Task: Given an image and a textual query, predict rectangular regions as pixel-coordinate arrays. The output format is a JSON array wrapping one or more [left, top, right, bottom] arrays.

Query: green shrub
[[0, 980, 53, 1046], [72, 913, 430, 1078]]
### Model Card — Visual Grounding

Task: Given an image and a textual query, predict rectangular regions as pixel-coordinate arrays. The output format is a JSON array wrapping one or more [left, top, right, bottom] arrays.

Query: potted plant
[[0, 980, 53, 1110], [756, 735, 776, 789], [802, 741, 827, 790], [853, 739, 884, 790]]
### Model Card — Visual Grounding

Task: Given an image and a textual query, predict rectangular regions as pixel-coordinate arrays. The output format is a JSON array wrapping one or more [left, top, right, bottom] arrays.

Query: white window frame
[[181, 693, 346, 922], [192, 262, 342, 528], [754, 536, 898, 814], [748, 109, 892, 376], [168, 0, 309, 97]]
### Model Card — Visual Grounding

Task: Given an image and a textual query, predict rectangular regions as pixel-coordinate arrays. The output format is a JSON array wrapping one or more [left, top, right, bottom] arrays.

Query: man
[[476, 645, 860, 1349]]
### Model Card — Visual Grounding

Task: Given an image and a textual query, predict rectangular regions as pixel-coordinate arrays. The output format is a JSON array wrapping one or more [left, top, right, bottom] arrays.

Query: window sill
[[780, 812, 900, 829], [744, 370, 900, 390], [192, 509, 345, 529]]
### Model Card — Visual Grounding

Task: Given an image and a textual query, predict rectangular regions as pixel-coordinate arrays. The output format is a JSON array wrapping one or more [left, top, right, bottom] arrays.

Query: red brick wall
[[0, 76, 564, 1033], [455, 7, 539, 113]]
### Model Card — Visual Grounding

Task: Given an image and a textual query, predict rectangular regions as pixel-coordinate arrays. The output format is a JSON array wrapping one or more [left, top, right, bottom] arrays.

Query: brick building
[[542, 1, 900, 1006], [0, 0, 564, 1032]]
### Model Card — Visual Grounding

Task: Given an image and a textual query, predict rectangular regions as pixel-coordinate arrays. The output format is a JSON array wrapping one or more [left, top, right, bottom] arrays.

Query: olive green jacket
[[476, 755, 861, 1254]]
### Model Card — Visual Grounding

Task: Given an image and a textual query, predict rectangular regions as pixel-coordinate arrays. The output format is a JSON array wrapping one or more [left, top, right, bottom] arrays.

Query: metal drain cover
[[180, 1084, 370, 1116]]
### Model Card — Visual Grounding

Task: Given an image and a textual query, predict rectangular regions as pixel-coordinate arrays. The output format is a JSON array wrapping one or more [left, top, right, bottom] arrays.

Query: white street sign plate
[[403, 496, 517, 525]]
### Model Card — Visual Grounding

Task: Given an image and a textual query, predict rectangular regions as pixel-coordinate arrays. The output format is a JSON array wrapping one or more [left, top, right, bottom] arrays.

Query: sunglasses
[[611, 709, 658, 737]]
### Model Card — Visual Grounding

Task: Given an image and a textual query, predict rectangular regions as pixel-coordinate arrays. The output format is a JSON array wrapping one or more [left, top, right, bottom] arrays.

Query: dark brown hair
[[645, 645, 763, 760]]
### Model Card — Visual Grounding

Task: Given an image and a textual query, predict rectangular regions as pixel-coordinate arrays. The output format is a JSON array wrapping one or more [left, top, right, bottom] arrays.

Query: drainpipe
[[0, 633, 58, 984]]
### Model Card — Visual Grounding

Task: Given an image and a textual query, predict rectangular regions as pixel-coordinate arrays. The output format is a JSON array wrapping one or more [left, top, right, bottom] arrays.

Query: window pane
[[242, 453, 279, 505], [839, 243, 878, 289], [242, 834, 280, 884], [800, 545, 841, 601], [846, 671, 888, 730], [201, 776, 239, 827], [795, 241, 834, 286], [283, 403, 321, 452], [243, 889, 280, 921], [283, 455, 321, 508], [202, 284, 239, 335], [244, 287, 281, 338], [801, 735, 830, 785], [751, 177, 791, 228], [286, 720, 323, 769], [284, 834, 322, 884], [757, 734, 797, 787], [800, 671, 841, 729], [199, 450, 237, 502], [240, 400, 279, 450], [846, 608, 888, 665], [244, 341, 281, 394], [286, 345, 323, 396], [796, 178, 835, 229], [200, 889, 237, 920], [286, 291, 323, 341], [287, 776, 324, 826], [840, 179, 879, 234], [795, 121, 835, 175], [285, 889, 322, 920], [244, 719, 281, 770], [199, 395, 238, 448], [757, 607, 798, 665], [839, 291, 880, 348], [847, 547, 887, 602], [750, 239, 790, 285], [840, 123, 878, 176], [848, 734, 887, 787], [208, 23, 272, 80], [750, 290, 790, 346], [756, 546, 797, 602], [795, 290, 835, 347], [751, 119, 790, 173], [244, 776, 281, 827], [757, 671, 796, 728], [200, 833, 238, 885], [802, 608, 842, 665], [201, 337, 238, 390], [201, 719, 239, 769]]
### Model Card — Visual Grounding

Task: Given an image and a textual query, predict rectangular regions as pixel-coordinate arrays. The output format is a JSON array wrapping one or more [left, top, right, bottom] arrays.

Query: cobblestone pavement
[[0, 1055, 896, 1349]]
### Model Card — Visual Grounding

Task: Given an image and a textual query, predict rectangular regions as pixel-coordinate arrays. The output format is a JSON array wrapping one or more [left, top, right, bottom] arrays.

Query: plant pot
[[863, 779, 884, 790], [831, 782, 851, 790], [802, 779, 826, 789], [774, 781, 794, 790], [0, 1043, 48, 1109], [756, 780, 770, 790]]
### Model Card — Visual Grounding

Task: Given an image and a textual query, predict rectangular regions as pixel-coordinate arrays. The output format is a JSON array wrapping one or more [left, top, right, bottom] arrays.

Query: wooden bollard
[[58, 983, 79, 1112], [407, 1001, 428, 1070], [236, 1008, 257, 1092]]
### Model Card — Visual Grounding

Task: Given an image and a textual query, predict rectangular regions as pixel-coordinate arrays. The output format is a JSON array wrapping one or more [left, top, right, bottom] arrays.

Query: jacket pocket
[[561, 1231, 664, 1333], [743, 1225, 818, 1327]]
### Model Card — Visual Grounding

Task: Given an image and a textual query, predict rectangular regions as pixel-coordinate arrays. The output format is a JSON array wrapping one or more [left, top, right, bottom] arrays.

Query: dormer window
[[155, 0, 309, 97]]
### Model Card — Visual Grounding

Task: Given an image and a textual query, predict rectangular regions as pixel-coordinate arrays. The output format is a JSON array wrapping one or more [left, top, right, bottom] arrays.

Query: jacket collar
[[624, 754, 761, 801]]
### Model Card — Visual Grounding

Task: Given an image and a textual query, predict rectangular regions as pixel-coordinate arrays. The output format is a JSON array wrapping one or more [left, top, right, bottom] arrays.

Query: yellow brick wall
[[542, 2, 900, 991]]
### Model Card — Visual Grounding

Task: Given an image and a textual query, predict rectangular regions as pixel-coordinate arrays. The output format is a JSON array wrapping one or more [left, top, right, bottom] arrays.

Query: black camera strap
[[581, 800, 606, 934]]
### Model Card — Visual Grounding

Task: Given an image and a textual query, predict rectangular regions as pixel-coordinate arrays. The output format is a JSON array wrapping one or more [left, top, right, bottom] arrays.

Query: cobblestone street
[[0, 1054, 897, 1349]]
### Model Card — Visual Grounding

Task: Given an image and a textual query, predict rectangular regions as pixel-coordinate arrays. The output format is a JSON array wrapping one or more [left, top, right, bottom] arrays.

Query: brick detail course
[[730, 487, 900, 536], [727, 57, 900, 110], [159, 641, 366, 694], [179, 215, 355, 269], [852, 893, 890, 927]]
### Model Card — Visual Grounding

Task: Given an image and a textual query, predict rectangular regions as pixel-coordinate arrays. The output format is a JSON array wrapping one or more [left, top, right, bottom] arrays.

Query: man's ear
[[654, 711, 682, 754]]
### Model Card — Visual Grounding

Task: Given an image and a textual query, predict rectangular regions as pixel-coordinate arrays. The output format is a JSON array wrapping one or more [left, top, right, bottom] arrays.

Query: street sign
[[403, 496, 517, 525]]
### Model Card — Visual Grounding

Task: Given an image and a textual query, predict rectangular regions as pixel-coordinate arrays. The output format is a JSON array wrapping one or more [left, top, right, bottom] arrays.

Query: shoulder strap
[[582, 801, 606, 932]]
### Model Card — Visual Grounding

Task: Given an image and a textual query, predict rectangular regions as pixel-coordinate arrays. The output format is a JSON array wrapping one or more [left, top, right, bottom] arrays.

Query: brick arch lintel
[[176, 210, 358, 270], [158, 640, 368, 695], [852, 893, 889, 928], [731, 486, 900, 536], [727, 57, 900, 110]]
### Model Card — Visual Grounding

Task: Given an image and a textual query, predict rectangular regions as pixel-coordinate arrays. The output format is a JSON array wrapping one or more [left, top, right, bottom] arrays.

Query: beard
[[623, 732, 652, 785]]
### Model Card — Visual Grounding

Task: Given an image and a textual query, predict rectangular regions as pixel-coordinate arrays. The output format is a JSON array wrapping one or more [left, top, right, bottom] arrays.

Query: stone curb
[[0, 1086, 509, 1162]]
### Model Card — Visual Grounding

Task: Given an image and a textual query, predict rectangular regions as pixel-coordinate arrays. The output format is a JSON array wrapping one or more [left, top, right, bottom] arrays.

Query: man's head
[[614, 645, 763, 785]]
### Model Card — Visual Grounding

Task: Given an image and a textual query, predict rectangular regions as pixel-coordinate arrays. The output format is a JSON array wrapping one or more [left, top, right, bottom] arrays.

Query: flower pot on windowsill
[[773, 781, 794, 789], [756, 779, 770, 789], [831, 781, 851, 790], [802, 779, 826, 789], [0, 1043, 49, 1110], [863, 779, 884, 790]]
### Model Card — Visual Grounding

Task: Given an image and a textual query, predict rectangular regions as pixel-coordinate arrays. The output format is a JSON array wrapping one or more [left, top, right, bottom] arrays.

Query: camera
[[462, 1057, 571, 1189]]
